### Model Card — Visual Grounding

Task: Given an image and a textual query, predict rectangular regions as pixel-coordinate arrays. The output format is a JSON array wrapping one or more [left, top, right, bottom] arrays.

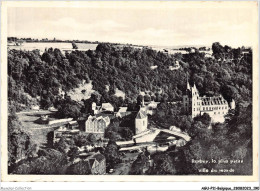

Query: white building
[[85, 115, 110, 137], [135, 109, 148, 135], [183, 81, 235, 123]]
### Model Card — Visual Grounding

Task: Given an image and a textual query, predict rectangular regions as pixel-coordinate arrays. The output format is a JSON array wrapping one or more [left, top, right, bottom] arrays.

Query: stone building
[[135, 108, 148, 135], [183, 81, 235, 123], [85, 115, 110, 138]]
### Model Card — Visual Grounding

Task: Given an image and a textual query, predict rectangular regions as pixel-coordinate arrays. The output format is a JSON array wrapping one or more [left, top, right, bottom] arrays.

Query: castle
[[183, 81, 235, 123]]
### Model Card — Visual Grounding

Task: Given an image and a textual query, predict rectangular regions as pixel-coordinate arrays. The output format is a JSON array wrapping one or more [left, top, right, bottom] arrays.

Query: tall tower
[[191, 84, 201, 118], [135, 110, 148, 135]]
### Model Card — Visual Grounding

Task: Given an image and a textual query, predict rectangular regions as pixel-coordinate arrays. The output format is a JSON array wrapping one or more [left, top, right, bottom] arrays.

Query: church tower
[[191, 83, 201, 118], [135, 109, 148, 135]]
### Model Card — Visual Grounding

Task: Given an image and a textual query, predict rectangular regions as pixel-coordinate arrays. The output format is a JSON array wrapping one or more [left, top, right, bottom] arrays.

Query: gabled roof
[[103, 116, 110, 123], [102, 103, 114, 109], [136, 109, 147, 119], [201, 96, 228, 106]]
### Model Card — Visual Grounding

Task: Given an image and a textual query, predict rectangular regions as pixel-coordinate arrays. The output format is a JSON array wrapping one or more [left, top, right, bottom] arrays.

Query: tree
[[54, 137, 68, 153], [67, 147, 79, 162], [73, 132, 89, 147], [12, 148, 68, 174], [87, 133, 96, 143], [121, 127, 134, 141], [137, 95, 144, 106], [194, 113, 211, 127], [144, 94, 151, 102], [55, 100, 81, 119], [129, 153, 149, 175], [104, 140, 120, 169], [149, 153, 176, 175], [8, 106, 33, 170]]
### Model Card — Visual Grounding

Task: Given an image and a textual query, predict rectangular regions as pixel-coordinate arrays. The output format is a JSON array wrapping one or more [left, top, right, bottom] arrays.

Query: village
[[16, 80, 236, 175]]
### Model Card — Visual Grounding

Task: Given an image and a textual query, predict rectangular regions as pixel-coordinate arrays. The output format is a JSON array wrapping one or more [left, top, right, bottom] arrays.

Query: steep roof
[[201, 96, 228, 106], [88, 158, 97, 169], [136, 109, 147, 119], [102, 103, 114, 109]]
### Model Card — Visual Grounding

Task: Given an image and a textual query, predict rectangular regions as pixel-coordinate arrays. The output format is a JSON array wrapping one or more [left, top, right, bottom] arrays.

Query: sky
[[7, 2, 257, 47]]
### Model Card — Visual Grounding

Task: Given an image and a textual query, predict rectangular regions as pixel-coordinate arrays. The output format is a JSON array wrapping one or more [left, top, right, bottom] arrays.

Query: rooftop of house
[[86, 115, 111, 123], [85, 153, 105, 168], [91, 153, 105, 162], [101, 103, 114, 109], [201, 96, 228, 106], [136, 109, 147, 119]]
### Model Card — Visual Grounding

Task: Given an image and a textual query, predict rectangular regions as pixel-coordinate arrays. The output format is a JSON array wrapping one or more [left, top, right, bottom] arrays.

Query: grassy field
[[17, 110, 58, 146]]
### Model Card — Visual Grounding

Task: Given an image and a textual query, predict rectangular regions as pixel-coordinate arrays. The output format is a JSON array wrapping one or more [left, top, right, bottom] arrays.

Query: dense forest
[[7, 42, 253, 174], [8, 42, 252, 112]]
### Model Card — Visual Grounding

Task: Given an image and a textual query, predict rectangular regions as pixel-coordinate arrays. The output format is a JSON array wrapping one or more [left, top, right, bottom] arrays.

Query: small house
[[85, 153, 106, 175]]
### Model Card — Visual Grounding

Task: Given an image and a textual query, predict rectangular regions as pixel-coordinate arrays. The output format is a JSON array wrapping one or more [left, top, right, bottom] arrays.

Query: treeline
[[8, 42, 252, 113]]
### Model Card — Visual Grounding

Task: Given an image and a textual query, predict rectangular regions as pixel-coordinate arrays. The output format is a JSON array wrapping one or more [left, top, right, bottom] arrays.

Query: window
[[225, 106, 227, 109], [143, 121, 145, 126], [194, 108, 195, 111], [206, 107, 208, 110], [214, 112, 216, 114]]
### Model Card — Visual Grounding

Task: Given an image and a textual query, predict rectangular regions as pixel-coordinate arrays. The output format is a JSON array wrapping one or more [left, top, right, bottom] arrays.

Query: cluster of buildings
[[46, 118, 80, 145], [92, 102, 114, 114], [183, 81, 235, 123]]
